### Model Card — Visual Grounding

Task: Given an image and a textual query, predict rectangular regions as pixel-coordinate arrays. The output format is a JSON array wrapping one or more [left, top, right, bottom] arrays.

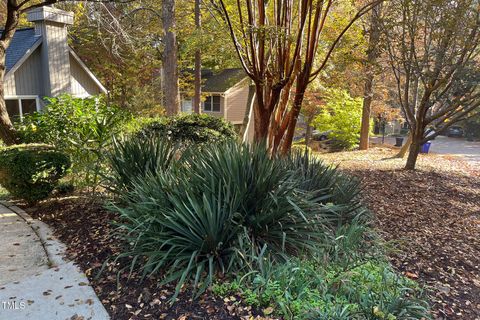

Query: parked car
[[425, 127, 437, 140], [446, 126, 464, 138], [312, 130, 331, 141]]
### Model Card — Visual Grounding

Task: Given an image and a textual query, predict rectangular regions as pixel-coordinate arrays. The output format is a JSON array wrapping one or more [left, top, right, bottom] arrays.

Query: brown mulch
[[318, 147, 480, 320], [22, 197, 266, 320], [15, 146, 479, 319]]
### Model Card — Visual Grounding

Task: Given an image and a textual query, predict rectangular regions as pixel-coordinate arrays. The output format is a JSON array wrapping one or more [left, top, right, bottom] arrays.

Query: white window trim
[[203, 94, 222, 113], [4, 95, 41, 119]]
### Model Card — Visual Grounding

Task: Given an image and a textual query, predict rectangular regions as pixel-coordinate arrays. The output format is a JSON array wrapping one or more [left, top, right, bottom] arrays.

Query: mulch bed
[[22, 197, 266, 320], [322, 148, 480, 320], [17, 147, 480, 319]]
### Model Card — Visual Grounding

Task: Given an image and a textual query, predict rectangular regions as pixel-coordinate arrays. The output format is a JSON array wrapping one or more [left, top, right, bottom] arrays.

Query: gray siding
[[14, 48, 43, 95], [70, 54, 103, 97], [4, 73, 16, 96], [42, 22, 72, 96]]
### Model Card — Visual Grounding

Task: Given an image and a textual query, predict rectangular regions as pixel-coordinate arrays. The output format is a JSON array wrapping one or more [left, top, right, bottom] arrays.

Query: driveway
[[372, 135, 480, 165], [429, 136, 480, 164]]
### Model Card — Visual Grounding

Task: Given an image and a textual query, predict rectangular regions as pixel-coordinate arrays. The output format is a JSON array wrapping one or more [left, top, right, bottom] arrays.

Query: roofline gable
[[202, 76, 250, 94], [5, 37, 43, 77], [69, 48, 108, 94], [223, 77, 250, 95]]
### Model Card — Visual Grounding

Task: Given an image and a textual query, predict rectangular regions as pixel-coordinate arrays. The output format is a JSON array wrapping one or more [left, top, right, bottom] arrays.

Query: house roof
[[203, 68, 247, 92], [4, 28, 42, 73]]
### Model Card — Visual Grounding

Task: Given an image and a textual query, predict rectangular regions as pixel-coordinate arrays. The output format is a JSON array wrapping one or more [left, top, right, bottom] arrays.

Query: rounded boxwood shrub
[[137, 113, 237, 144], [0, 144, 71, 203]]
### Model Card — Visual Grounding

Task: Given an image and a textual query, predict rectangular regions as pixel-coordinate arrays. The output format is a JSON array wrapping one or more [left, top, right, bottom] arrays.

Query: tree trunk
[[395, 132, 411, 158], [162, 0, 180, 116], [359, 3, 382, 150], [305, 124, 312, 147], [280, 88, 306, 155], [193, 0, 201, 113], [0, 54, 17, 145], [0, 6, 20, 145], [405, 139, 421, 170], [253, 101, 270, 142]]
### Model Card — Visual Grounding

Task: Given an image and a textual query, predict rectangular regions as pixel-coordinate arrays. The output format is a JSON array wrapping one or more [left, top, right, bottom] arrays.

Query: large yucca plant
[[108, 139, 368, 300], [105, 135, 180, 194]]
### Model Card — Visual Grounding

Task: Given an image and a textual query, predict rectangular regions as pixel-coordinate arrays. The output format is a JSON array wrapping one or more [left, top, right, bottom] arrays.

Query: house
[[3, 7, 106, 119], [181, 69, 255, 132]]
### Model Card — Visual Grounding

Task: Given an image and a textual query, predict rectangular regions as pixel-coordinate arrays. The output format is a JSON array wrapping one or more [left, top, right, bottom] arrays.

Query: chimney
[[27, 7, 74, 97]]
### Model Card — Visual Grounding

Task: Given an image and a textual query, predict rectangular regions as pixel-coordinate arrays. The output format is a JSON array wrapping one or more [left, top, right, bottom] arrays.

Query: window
[[4, 96, 40, 120], [204, 95, 221, 112], [182, 99, 193, 113], [22, 99, 38, 115], [5, 100, 20, 119]]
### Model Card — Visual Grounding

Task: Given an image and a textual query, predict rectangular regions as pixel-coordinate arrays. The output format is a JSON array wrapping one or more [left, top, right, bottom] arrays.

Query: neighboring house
[[3, 7, 106, 119], [181, 69, 255, 131]]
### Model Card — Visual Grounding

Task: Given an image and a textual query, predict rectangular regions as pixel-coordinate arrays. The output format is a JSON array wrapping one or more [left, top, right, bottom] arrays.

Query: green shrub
[[313, 89, 364, 150], [0, 144, 70, 203], [55, 181, 75, 195], [137, 113, 237, 144], [109, 139, 367, 300], [16, 95, 131, 189]]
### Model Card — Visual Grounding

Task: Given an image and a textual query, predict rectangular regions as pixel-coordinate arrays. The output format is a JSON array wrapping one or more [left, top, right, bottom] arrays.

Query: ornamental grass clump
[[108, 138, 367, 300]]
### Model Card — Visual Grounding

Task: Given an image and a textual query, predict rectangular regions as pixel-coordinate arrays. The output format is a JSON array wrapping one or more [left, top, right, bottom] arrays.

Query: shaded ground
[[318, 147, 480, 320], [21, 197, 266, 320]]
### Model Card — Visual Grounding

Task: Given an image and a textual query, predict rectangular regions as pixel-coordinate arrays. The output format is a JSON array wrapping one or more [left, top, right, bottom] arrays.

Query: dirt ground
[[318, 147, 480, 320]]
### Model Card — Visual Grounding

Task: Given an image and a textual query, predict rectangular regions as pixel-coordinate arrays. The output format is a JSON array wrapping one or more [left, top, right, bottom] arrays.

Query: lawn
[[317, 146, 480, 319]]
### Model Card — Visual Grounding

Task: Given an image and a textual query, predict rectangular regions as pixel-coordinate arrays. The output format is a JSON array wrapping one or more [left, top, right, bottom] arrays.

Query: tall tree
[[65, 2, 164, 113], [162, 0, 180, 115], [384, 0, 480, 170], [193, 0, 201, 113], [359, 2, 383, 150], [0, 0, 38, 144], [218, 0, 381, 154]]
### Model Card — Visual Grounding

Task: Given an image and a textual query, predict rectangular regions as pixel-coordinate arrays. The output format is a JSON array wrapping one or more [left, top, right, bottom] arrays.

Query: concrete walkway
[[0, 202, 109, 320]]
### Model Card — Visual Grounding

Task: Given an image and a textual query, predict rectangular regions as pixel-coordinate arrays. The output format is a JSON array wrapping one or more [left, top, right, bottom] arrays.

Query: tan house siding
[[70, 54, 104, 97], [13, 49, 43, 95], [224, 79, 249, 124]]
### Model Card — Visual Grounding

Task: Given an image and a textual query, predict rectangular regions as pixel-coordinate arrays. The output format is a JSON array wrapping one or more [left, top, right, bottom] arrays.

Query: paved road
[[372, 136, 480, 165], [429, 136, 480, 164]]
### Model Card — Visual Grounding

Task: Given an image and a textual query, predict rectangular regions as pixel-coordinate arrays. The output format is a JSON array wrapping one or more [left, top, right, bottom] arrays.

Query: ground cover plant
[[318, 147, 480, 319], [106, 136, 430, 318]]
